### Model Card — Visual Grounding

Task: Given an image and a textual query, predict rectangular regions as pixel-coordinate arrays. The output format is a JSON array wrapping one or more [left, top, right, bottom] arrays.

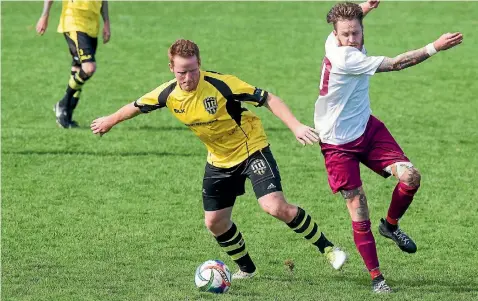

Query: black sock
[[68, 90, 81, 121], [385, 219, 398, 231], [372, 274, 385, 283], [287, 207, 334, 253], [215, 223, 256, 273]]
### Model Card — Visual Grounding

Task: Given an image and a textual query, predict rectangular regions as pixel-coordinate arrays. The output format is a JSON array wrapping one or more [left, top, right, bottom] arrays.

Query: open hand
[[91, 116, 115, 136], [434, 32, 463, 52], [293, 124, 320, 146]]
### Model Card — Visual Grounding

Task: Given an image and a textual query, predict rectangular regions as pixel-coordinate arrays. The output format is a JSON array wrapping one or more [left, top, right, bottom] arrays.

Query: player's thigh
[[244, 146, 283, 200], [362, 117, 410, 177], [202, 163, 246, 212], [64, 33, 81, 67], [321, 143, 362, 194], [75, 31, 98, 64]]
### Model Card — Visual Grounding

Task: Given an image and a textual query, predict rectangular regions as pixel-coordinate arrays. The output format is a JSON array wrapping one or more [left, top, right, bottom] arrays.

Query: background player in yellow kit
[[36, 0, 110, 128]]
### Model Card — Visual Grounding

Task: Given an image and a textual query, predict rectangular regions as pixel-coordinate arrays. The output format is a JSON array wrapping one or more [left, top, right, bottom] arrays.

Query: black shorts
[[64, 31, 98, 66], [202, 146, 283, 211]]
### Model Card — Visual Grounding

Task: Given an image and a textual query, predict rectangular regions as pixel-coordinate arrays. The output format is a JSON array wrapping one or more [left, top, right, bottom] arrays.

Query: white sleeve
[[334, 47, 385, 75]]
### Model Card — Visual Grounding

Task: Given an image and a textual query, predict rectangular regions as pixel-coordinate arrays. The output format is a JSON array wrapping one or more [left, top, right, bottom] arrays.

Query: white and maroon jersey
[[314, 32, 385, 145]]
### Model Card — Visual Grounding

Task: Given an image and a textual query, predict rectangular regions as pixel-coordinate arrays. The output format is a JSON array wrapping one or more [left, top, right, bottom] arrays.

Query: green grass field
[[2, 1, 478, 300]]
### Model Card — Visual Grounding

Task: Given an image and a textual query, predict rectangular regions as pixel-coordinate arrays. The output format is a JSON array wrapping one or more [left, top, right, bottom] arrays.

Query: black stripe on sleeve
[[231, 88, 268, 107], [158, 82, 177, 108], [133, 102, 158, 113], [134, 81, 176, 113]]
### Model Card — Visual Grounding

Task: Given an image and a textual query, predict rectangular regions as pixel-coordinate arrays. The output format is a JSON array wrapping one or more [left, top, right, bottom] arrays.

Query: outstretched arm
[[101, 1, 111, 44], [264, 93, 319, 146], [376, 32, 463, 73], [36, 0, 54, 35], [360, 0, 380, 17], [91, 102, 141, 136]]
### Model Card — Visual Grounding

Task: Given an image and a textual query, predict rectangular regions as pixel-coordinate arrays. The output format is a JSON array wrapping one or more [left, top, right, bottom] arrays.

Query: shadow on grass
[[329, 274, 478, 293], [3, 150, 200, 157], [245, 272, 477, 295]]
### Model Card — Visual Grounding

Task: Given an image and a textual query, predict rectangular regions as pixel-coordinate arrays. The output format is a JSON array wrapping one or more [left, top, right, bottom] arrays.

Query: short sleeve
[[334, 47, 385, 75], [134, 80, 176, 113], [223, 75, 269, 107]]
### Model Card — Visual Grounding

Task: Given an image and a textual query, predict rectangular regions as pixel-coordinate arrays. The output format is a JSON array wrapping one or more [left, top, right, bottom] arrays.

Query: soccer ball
[[194, 260, 232, 293]]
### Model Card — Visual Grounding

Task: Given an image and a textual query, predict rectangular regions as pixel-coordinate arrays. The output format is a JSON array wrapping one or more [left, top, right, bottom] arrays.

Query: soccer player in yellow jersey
[[36, 0, 110, 128], [91, 39, 347, 278]]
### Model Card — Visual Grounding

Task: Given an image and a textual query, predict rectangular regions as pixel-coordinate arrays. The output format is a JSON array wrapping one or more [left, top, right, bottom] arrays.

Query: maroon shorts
[[320, 115, 410, 193]]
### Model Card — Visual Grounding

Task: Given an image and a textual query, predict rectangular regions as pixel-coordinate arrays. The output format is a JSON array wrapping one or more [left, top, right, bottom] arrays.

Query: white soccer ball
[[194, 260, 232, 293]]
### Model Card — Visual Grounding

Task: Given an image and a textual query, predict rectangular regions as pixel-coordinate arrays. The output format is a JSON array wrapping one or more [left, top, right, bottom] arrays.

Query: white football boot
[[324, 247, 347, 270], [232, 269, 257, 280]]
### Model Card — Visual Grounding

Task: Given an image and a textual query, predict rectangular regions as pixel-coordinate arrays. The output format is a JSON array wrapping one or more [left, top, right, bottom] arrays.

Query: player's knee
[[401, 167, 421, 188], [204, 216, 230, 235], [81, 63, 96, 77], [259, 192, 293, 221], [263, 204, 291, 221]]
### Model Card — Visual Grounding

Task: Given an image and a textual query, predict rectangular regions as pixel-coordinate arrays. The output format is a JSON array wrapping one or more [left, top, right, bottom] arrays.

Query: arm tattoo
[[376, 47, 430, 73], [101, 1, 109, 22]]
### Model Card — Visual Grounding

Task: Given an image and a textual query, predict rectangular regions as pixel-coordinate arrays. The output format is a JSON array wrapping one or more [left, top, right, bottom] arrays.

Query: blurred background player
[[91, 39, 347, 279], [314, 0, 463, 293], [36, 0, 111, 128]]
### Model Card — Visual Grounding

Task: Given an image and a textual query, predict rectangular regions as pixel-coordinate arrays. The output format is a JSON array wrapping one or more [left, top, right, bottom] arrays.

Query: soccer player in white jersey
[[315, 0, 463, 293]]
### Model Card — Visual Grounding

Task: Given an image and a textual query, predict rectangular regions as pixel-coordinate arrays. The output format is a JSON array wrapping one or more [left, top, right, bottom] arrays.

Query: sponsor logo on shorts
[[267, 183, 276, 190], [251, 159, 267, 175], [80, 54, 92, 61]]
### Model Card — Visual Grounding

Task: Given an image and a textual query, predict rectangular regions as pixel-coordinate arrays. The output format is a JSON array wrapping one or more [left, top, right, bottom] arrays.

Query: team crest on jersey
[[251, 159, 267, 175], [203, 97, 218, 115]]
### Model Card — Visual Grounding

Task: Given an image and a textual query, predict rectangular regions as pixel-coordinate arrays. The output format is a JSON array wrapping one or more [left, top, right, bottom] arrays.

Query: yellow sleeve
[[222, 75, 269, 107], [134, 80, 176, 113]]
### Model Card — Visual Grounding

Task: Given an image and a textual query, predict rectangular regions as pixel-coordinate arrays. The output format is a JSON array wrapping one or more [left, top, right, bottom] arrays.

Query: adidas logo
[[267, 183, 276, 190]]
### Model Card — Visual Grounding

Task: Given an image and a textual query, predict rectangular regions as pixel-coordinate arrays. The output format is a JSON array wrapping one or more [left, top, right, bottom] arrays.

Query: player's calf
[[213, 223, 257, 276], [58, 63, 96, 127], [204, 208, 257, 277], [382, 164, 420, 253]]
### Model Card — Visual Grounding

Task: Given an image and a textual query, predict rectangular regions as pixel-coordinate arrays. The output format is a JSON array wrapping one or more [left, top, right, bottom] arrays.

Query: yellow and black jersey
[[134, 70, 270, 168], [57, 0, 102, 38]]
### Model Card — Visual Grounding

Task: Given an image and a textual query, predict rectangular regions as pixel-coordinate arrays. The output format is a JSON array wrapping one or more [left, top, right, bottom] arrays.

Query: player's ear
[[169, 62, 174, 73], [333, 29, 338, 37]]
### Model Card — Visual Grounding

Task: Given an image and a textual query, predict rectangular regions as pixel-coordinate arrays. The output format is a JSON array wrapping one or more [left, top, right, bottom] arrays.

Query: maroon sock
[[352, 220, 380, 274], [387, 182, 419, 225]]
